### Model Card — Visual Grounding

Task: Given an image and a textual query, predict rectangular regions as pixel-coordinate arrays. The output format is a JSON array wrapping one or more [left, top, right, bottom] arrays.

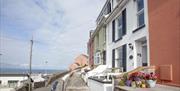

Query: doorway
[[142, 44, 148, 66], [136, 37, 148, 67]]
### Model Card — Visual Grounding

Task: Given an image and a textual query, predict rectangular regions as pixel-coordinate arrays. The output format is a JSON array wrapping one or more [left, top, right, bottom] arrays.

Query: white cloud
[[0, 0, 105, 69], [0, 36, 29, 65]]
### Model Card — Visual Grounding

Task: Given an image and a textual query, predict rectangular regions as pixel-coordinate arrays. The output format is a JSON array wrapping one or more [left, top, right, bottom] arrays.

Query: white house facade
[[97, 0, 150, 72], [0, 74, 28, 88], [89, 0, 180, 87]]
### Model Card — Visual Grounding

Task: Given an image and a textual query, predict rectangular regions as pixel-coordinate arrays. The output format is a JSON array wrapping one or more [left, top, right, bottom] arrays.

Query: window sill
[[114, 37, 123, 43], [132, 24, 145, 33]]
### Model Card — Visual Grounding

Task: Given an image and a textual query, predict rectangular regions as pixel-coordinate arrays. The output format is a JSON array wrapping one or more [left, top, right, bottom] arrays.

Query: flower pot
[[135, 81, 142, 88], [146, 80, 156, 88], [131, 81, 136, 88], [119, 80, 125, 86], [125, 80, 131, 86], [141, 84, 146, 88]]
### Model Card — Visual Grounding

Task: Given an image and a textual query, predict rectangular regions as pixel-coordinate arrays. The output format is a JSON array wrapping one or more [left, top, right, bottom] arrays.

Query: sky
[[0, 0, 105, 70]]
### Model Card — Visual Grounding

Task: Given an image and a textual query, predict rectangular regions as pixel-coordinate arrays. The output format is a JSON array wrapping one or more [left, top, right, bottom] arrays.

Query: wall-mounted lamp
[[137, 53, 142, 57], [128, 43, 133, 50]]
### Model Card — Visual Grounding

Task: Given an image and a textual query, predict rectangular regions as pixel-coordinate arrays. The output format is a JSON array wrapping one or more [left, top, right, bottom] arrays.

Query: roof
[[69, 54, 88, 71], [74, 54, 88, 66], [96, 0, 110, 23]]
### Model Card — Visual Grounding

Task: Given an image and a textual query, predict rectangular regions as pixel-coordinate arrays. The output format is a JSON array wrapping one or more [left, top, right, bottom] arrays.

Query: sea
[[0, 68, 66, 74]]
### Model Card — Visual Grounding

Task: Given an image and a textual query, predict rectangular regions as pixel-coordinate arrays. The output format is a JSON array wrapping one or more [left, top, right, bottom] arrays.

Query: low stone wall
[[34, 81, 45, 89], [16, 83, 29, 91], [47, 71, 69, 86]]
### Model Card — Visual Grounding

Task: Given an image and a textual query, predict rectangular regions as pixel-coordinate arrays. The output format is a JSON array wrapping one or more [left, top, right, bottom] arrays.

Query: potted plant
[[145, 72, 157, 88], [119, 71, 157, 88], [128, 72, 143, 88], [141, 79, 146, 88], [123, 74, 131, 86], [125, 80, 132, 86], [112, 68, 116, 73], [119, 73, 128, 86]]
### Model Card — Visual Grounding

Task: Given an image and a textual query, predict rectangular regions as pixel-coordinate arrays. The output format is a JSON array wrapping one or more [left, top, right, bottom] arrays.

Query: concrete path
[[65, 73, 89, 91], [32, 71, 89, 91], [0, 88, 15, 91], [33, 86, 51, 91]]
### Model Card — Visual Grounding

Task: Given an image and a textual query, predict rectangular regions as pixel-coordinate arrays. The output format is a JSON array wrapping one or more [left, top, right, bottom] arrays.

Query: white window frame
[[94, 52, 101, 65], [115, 13, 123, 41], [137, 0, 145, 27], [115, 47, 123, 68], [8, 80, 18, 88], [117, 15, 123, 40]]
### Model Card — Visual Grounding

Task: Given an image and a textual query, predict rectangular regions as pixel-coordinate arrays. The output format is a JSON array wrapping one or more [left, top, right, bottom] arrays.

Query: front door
[[142, 45, 147, 66], [136, 37, 148, 67]]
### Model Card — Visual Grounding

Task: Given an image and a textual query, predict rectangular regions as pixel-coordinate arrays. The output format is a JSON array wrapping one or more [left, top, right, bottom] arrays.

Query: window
[[103, 50, 106, 65], [112, 20, 116, 42], [114, 44, 127, 72], [8, 80, 18, 87], [94, 52, 101, 65], [107, 1, 111, 14], [137, 0, 145, 27], [122, 9, 126, 35], [114, 9, 126, 41], [115, 47, 123, 68], [117, 15, 123, 40], [111, 0, 114, 9]]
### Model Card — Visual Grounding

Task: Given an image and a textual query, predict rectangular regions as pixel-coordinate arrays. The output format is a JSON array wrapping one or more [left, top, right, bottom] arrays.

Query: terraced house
[[88, 24, 106, 66], [88, 0, 180, 87]]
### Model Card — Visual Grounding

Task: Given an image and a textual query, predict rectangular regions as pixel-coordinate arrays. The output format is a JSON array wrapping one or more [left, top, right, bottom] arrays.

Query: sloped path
[[65, 73, 89, 91], [33, 86, 51, 91]]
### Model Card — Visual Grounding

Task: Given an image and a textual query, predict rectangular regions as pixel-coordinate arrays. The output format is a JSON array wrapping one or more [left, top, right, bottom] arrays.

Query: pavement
[[65, 73, 89, 91], [33, 71, 89, 91]]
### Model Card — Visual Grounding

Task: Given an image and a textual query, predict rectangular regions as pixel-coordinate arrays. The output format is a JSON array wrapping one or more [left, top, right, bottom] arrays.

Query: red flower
[[145, 72, 157, 80]]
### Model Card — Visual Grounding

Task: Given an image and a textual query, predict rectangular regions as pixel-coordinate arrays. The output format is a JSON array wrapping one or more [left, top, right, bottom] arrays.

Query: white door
[[142, 45, 147, 66], [136, 39, 147, 67], [136, 42, 142, 67]]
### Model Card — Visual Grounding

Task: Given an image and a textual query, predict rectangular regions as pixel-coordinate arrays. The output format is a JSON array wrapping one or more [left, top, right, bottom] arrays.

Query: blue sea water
[[0, 68, 65, 74]]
